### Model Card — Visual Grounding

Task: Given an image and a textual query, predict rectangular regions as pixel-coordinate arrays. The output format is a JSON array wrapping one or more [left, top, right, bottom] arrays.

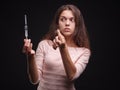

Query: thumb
[[56, 29, 65, 41], [57, 29, 63, 38]]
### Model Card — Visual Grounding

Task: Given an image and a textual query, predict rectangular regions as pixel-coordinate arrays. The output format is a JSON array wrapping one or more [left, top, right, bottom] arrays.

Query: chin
[[63, 33, 72, 37]]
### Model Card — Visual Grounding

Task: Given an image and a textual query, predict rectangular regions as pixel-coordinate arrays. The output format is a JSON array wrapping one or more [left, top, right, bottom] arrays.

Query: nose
[[65, 20, 70, 26]]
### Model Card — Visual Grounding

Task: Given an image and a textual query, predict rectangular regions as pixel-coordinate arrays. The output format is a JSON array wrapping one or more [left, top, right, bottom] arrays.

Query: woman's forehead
[[60, 10, 74, 17]]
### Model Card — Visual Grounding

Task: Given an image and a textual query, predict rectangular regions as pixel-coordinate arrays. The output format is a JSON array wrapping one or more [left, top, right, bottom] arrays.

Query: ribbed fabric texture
[[35, 40, 90, 90]]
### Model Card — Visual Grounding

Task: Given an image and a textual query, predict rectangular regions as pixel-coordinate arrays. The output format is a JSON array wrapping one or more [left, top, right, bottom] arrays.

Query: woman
[[23, 4, 91, 90]]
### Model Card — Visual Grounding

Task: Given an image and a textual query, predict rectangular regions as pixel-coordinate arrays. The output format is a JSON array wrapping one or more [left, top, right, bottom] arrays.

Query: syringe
[[24, 14, 28, 39], [24, 14, 29, 60]]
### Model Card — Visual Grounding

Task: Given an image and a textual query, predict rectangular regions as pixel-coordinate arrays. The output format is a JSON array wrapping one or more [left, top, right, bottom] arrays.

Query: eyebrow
[[60, 16, 74, 19]]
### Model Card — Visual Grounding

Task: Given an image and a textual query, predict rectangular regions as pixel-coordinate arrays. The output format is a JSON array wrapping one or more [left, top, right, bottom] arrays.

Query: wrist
[[60, 43, 65, 48], [59, 43, 68, 50]]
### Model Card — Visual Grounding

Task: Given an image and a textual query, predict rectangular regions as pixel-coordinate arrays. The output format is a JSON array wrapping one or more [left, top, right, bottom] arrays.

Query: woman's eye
[[60, 17, 75, 23], [60, 18, 66, 22], [70, 18, 75, 22]]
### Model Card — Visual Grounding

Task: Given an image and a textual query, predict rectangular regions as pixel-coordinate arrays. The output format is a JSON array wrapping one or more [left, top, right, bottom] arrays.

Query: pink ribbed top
[[35, 40, 90, 90]]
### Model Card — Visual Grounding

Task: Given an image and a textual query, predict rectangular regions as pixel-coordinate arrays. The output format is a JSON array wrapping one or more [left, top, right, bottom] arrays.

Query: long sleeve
[[35, 41, 46, 83], [72, 48, 91, 80], [34, 40, 91, 90]]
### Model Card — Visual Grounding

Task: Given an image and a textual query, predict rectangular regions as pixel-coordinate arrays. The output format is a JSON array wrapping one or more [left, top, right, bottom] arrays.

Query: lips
[[64, 28, 70, 32]]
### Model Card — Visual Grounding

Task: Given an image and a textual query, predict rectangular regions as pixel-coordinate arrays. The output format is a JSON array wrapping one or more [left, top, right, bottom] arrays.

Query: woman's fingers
[[56, 29, 65, 41], [24, 39, 31, 47], [23, 39, 33, 54], [52, 29, 66, 50], [53, 35, 65, 49], [53, 39, 58, 49]]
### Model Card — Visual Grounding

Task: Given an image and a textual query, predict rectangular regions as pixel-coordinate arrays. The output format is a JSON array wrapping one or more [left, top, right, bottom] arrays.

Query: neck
[[65, 37, 77, 47]]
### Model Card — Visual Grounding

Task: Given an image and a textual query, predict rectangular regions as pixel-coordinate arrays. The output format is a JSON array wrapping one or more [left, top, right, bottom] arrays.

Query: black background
[[1, 0, 119, 90]]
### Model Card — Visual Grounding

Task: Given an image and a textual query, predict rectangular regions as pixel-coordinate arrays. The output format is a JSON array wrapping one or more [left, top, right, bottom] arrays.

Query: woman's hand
[[53, 29, 66, 49], [22, 39, 35, 55]]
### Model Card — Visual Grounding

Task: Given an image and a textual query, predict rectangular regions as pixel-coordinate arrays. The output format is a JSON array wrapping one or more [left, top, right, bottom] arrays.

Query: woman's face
[[58, 10, 75, 37]]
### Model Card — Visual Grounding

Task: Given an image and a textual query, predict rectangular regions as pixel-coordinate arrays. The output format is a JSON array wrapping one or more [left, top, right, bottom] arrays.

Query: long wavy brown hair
[[42, 4, 90, 49]]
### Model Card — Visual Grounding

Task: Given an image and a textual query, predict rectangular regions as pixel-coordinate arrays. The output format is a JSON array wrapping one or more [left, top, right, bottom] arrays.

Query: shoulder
[[74, 47, 91, 56], [80, 47, 91, 58], [37, 39, 53, 48], [38, 39, 48, 45], [81, 47, 90, 52]]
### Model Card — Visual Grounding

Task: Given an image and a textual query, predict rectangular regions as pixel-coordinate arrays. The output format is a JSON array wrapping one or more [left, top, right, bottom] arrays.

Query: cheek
[[72, 23, 75, 28], [71, 24, 75, 31], [58, 23, 64, 29]]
